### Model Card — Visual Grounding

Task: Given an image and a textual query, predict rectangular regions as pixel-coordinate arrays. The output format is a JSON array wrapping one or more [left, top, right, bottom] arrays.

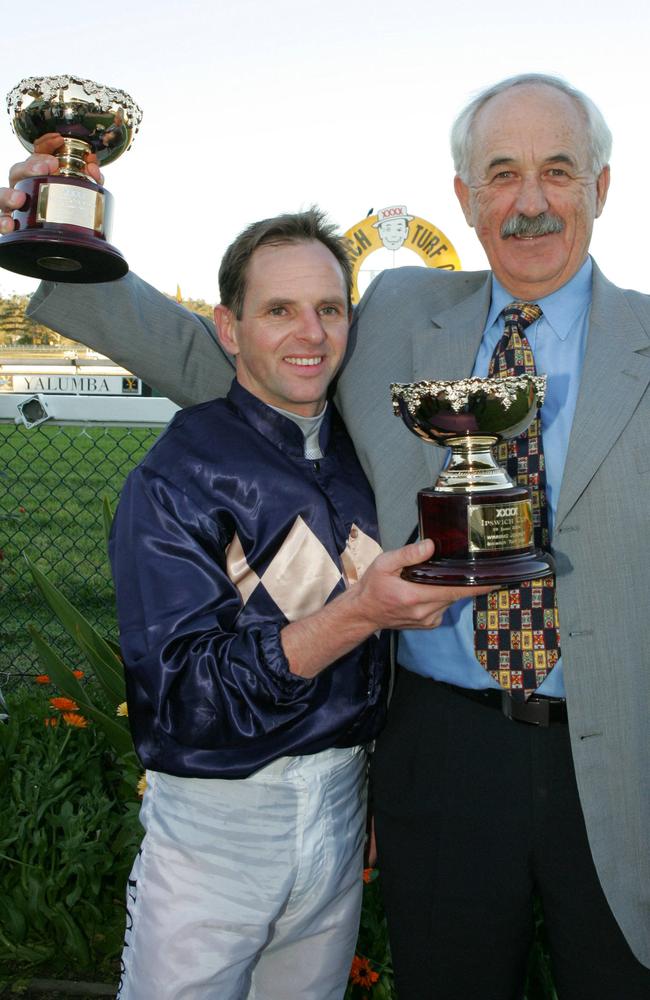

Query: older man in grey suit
[[2, 73, 649, 999]]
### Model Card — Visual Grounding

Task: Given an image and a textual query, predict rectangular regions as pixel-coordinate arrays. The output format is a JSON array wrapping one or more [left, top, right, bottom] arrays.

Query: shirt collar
[[485, 256, 593, 342], [226, 379, 332, 458]]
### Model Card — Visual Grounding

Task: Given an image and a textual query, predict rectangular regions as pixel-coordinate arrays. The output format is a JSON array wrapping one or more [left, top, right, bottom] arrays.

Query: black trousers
[[371, 669, 650, 1000]]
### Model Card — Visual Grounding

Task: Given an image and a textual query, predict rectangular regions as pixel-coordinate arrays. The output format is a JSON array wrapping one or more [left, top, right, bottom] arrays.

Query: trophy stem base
[[0, 228, 128, 283], [402, 549, 555, 587]]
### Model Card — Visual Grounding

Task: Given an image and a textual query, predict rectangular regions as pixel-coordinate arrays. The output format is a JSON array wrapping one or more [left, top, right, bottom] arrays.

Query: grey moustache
[[500, 214, 564, 238]]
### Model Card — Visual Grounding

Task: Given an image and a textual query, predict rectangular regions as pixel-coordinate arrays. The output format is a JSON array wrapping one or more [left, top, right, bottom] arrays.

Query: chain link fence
[[0, 421, 162, 690]]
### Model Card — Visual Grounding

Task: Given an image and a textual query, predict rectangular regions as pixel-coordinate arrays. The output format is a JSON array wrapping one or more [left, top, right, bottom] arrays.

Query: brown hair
[[218, 206, 353, 318]]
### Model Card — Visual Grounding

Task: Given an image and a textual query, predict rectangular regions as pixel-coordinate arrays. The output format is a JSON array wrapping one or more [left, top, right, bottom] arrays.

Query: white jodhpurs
[[117, 745, 368, 1000]]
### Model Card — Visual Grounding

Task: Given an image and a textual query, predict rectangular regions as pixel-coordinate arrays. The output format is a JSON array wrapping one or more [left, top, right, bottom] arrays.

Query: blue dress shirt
[[398, 257, 593, 697]]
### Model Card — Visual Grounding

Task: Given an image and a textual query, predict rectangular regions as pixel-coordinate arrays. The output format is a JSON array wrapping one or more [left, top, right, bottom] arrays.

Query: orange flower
[[72, 669, 84, 679], [62, 712, 88, 728], [35, 674, 51, 685], [49, 696, 79, 712], [350, 955, 379, 988], [363, 867, 374, 884], [44, 717, 58, 727]]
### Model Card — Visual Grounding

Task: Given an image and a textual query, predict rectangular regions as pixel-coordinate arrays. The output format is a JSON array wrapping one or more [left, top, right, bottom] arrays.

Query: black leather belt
[[442, 682, 568, 726]]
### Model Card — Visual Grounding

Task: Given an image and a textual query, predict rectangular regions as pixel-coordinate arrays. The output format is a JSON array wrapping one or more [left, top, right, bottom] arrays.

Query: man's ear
[[453, 175, 474, 227], [595, 164, 610, 218], [214, 305, 239, 356]]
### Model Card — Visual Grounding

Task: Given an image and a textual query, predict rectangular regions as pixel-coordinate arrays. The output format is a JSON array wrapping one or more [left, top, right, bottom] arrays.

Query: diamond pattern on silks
[[226, 518, 382, 622], [473, 302, 561, 701]]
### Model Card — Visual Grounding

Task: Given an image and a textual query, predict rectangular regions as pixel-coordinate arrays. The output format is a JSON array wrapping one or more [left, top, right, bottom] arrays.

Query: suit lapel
[[556, 264, 650, 525], [412, 275, 492, 481]]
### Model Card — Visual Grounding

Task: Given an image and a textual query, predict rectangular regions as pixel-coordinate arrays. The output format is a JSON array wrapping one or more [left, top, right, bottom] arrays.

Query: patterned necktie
[[473, 302, 561, 701]]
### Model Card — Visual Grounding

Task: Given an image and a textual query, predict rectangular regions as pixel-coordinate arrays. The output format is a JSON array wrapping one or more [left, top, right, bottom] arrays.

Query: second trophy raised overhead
[[391, 376, 555, 586], [0, 74, 142, 283]]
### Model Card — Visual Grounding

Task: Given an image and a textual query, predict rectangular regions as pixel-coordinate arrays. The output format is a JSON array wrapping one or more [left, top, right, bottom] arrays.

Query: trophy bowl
[[0, 74, 142, 283], [391, 376, 555, 586]]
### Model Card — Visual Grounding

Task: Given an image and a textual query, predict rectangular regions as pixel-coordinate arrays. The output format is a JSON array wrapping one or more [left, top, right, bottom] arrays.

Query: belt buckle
[[500, 692, 549, 727]]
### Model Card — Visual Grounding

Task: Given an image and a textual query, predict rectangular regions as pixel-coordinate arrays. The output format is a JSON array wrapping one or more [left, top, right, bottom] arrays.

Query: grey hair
[[450, 73, 612, 182]]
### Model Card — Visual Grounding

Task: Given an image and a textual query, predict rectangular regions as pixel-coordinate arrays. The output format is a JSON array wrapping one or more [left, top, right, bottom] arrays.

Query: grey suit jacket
[[29, 259, 650, 966]]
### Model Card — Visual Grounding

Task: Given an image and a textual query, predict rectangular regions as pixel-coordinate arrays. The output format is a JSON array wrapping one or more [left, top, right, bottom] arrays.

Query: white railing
[[0, 393, 178, 426]]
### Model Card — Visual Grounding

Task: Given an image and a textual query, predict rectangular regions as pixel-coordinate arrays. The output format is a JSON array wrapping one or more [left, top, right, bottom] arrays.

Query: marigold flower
[[44, 716, 58, 727], [35, 674, 51, 685], [62, 712, 88, 728], [350, 955, 379, 988], [49, 696, 79, 712], [363, 867, 374, 884], [137, 773, 148, 797], [116, 702, 129, 717], [72, 669, 84, 679]]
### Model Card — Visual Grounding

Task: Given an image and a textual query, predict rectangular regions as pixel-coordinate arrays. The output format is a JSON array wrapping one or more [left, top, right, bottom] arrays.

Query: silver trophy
[[391, 375, 555, 585], [0, 74, 142, 282]]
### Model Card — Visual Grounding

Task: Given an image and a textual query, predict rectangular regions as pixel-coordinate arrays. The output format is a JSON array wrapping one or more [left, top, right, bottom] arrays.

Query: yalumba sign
[[0, 373, 141, 395]]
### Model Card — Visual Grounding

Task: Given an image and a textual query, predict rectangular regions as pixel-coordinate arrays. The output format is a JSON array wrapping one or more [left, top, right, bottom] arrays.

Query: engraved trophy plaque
[[0, 75, 142, 282], [391, 376, 555, 586]]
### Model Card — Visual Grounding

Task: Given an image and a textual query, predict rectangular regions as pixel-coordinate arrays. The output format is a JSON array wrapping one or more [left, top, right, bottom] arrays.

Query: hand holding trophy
[[0, 74, 142, 282], [391, 376, 555, 586]]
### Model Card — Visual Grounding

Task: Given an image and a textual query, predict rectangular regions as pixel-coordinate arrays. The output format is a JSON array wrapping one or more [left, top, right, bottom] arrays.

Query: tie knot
[[503, 301, 542, 331]]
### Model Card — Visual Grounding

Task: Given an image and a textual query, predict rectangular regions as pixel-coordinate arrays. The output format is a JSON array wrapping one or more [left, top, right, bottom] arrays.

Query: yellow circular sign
[[344, 204, 461, 304]]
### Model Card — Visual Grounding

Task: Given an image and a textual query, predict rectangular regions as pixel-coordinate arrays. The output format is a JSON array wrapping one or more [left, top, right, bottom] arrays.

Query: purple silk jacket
[[109, 380, 389, 778]]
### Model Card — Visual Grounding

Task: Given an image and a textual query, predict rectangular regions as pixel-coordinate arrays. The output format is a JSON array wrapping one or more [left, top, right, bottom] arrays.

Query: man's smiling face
[[453, 83, 610, 300], [213, 239, 350, 417]]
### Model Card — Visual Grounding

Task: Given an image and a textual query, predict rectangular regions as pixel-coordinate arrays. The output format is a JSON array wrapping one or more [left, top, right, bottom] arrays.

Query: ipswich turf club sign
[[344, 204, 460, 304]]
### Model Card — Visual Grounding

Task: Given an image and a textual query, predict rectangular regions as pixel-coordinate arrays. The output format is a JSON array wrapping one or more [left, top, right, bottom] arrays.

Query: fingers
[[85, 159, 104, 184], [81, 151, 104, 184], [401, 580, 495, 629], [0, 156, 57, 235], [398, 586, 450, 628], [406, 608, 446, 629], [8, 153, 59, 187], [0, 186, 25, 233], [401, 537, 435, 565], [356, 539, 498, 632], [375, 538, 434, 575], [32, 134, 66, 157], [412, 582, 494, 603], [8, 149, 103, 188], [1, 149, 105, 235]]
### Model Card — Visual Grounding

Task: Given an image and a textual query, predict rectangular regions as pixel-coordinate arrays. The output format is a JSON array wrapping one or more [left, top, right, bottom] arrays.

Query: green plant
[[525, 897, 559, 1000], [24, 498, 139, 785], [0, 498, 143, 983], [0, 688, 141, 979], [345, 868, 394, 999]]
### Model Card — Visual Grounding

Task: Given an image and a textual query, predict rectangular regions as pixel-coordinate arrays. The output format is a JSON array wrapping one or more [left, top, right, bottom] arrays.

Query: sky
[[0, 0, 649, 303]]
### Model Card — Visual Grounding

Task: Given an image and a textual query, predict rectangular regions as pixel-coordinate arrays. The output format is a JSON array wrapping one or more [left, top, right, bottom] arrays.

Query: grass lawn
[[0, 423, 161, 688]]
